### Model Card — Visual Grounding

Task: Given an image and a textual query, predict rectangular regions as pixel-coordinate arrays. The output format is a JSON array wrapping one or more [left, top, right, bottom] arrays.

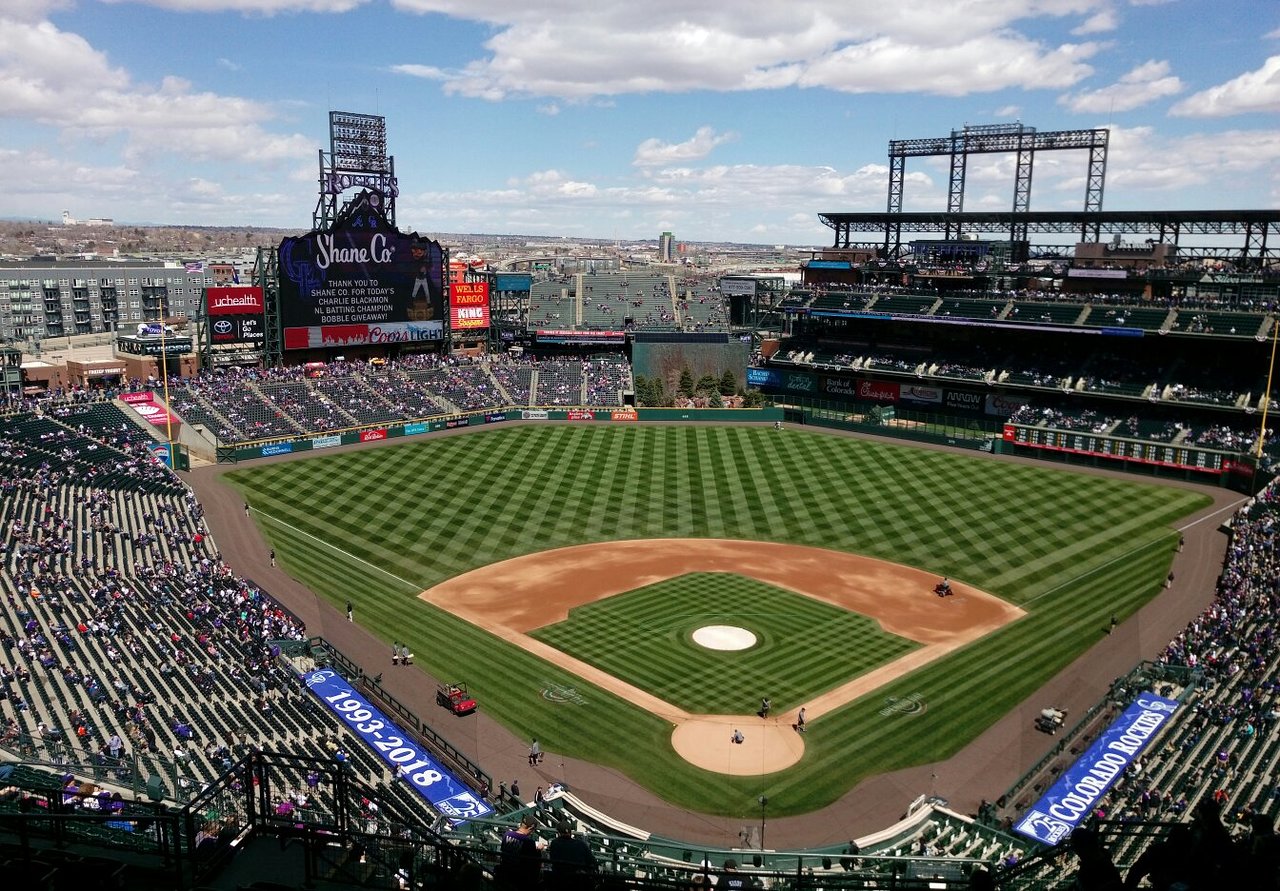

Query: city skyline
[[1, 0, 1277, 246]]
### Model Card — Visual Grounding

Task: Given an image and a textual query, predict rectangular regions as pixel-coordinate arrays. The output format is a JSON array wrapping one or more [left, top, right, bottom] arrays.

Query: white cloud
[[1072, 8, 1117, 34], [0, 16, 313, 166], [390, 63, 451, 81], [387, 1, 1104, 99], [216, 57, 242, 71], [1170, 56, 1280, 117], [994, 104, 1023, 118], [1267, 27, 1280, 40], [1047, 125, 1280, 196], [110, 0, 369, 12], [399, 159, 924, 240], [0, 146, 309, 223], [633, 127, 736, 167], [0, 148, 140, 199], [1059, 59, 1182, 112]]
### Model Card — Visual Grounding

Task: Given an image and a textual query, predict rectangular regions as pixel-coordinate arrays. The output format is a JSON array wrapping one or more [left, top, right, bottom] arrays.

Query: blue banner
[[404, 422, 428, 436], [304, 669, 493, 822], [1015, 692, 1178, 845], [747, 367, 781, 387], [148, 442, 172, 468], [261, 442, 294, 457]]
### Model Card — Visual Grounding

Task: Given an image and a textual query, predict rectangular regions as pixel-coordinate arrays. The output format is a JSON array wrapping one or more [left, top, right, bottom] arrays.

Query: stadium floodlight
[[330, 111, 388, 174]]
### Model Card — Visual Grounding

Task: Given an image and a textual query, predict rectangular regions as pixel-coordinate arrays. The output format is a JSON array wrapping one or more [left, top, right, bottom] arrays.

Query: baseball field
[[226, 424, 1209, 818]]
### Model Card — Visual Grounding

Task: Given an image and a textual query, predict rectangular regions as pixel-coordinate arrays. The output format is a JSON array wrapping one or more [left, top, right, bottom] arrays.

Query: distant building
[[61, 210, 115, 227], [658, 231, 675, 263], [0, 259, 212, 342]]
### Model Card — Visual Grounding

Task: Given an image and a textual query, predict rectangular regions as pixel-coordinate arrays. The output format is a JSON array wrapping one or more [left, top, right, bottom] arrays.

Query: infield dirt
[[420, 538, 1024, 775]]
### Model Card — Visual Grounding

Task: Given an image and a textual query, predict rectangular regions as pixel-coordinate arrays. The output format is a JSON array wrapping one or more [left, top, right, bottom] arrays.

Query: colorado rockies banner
[[1015, 691, 1178, 845], [304, 668, 492, 821]]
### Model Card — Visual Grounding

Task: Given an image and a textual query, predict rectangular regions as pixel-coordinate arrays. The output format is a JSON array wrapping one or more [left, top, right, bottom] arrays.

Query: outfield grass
[[227, 425, 1210, 818], [530, 572, 918, 714]]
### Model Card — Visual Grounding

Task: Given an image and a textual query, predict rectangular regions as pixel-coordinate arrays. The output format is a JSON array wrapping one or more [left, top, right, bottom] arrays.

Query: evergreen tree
[[719, 369, 738, 396], [678, 367, 695, 398]]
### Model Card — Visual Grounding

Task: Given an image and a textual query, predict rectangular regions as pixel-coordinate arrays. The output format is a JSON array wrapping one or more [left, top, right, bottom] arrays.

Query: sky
[[1, 0, 1278, 247]]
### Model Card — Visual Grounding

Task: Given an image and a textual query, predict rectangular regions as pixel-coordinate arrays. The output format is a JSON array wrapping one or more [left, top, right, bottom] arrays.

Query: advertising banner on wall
[[943, 390, 985, 412], [122, 391, 182, 434], [278, 192, 445, 350], [719, 277, 758, 297], [304, 669, 492, 821], [984, 393, 1027, 417], [449, 282, 491, 331], [1015, 692, 1178, 845], [900, 384, 943, 404], [206, 286, 265, 348], [857, 380, 900, 403], [495, 273, 533, 292]]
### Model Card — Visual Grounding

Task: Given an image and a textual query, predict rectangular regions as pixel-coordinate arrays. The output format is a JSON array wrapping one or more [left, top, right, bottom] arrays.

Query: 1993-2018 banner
[[304, 669, 492, 821]]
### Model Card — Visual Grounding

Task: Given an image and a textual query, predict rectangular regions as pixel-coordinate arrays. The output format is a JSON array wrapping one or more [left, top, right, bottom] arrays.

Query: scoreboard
[[1003, 424, 1232, 474]]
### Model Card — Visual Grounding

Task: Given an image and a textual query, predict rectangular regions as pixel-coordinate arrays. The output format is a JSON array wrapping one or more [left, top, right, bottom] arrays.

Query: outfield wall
[[217, 407, 785, 463]]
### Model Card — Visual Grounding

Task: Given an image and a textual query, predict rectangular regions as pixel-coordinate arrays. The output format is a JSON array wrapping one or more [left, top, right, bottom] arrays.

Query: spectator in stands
[[547, 820, 595, 891], [496, 813, 543, 891], [720, 860, 751, 891], [1069, 827, 1122, 890]]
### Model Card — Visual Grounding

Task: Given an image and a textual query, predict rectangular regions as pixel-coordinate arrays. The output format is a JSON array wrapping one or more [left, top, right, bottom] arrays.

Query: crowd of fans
[[166, 351, 635, 441], [9, 370, 1280, 884], [1027, 478, 1280, 887]]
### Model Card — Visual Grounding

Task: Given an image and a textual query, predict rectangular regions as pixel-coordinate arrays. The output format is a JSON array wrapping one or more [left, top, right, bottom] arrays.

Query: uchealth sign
[[123, 392, 182, 434], [1015, 692, 1179, 846], [206, 286, 264, 315]]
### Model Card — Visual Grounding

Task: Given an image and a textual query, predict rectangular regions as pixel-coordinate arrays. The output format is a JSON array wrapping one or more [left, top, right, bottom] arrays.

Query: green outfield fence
[[215, 406, 784, 463], [780, 398, 1001, 450]]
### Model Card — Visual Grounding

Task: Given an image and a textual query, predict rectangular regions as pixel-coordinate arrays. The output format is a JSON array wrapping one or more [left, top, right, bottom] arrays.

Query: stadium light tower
[[884, 123, 1109, 248], [314, 111, 399, 231]]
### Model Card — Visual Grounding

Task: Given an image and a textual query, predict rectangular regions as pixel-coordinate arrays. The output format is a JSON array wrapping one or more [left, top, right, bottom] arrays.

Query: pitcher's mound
[[691, 625, 757, 651], [672, 716, 805, 776]]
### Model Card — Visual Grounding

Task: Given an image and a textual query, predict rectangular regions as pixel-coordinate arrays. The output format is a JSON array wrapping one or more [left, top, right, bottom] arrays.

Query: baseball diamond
[[224, 423, 1209, 818]]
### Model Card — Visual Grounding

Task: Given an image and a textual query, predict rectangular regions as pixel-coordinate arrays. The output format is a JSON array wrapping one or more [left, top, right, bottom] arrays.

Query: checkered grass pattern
[[531, 573, 917, 714], [228, 426, 1209, 817]]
